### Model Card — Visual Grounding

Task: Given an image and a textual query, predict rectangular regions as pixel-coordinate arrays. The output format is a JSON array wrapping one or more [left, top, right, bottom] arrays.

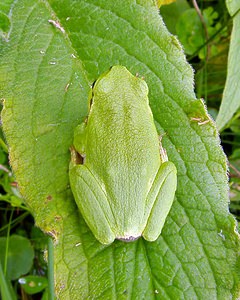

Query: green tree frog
[[69, 66, 177, 245]]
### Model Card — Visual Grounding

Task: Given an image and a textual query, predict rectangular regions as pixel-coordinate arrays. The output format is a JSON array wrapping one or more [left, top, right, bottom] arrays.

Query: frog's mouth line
[[117, 235, 140, 242]]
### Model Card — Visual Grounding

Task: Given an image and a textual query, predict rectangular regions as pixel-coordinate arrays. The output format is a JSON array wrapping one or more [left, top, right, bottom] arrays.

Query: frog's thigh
[[70, 165, 116, 244], [142, 161, 177, 242]]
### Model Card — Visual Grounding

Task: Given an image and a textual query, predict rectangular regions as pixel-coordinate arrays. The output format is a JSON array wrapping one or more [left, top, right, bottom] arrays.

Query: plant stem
[[192, 0, 210, 61], [48, 237, 55, 300], [4, 209, 14, 275]]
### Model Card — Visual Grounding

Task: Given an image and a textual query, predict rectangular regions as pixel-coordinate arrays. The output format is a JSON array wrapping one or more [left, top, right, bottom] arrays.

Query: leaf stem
[[192, 0, 210, 60], [229, 163, 240, 178], [189, 7, 240, 61]]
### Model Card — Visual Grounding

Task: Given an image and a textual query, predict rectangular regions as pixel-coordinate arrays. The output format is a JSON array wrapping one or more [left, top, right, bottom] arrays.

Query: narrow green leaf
[[216, 1, 240, 130], [0, 261, 16, 300], [1, 0, 239, 299]]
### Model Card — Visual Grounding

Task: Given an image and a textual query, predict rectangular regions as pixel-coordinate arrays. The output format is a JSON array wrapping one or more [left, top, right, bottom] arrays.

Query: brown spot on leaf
[[55, 215, 61, 221]]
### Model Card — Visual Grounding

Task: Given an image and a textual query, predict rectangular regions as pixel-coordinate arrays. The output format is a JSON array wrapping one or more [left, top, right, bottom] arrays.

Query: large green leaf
[[0, 235, 34, 280], [216, 1, 240, 130], [1, 0, 239, 299]]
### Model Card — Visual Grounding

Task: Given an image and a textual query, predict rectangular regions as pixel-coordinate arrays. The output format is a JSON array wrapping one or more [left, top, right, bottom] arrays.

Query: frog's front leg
[[69, 164, 116, 244], [142, 161, 177, 241]]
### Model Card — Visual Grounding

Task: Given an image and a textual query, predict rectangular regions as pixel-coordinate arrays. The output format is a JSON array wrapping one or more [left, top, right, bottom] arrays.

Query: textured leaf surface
[[1, 0, 239, 299], [216, 1, 240, 130]]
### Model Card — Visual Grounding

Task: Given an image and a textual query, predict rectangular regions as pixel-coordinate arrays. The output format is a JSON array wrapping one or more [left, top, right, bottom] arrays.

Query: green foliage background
[[0, 0, 240, 299]]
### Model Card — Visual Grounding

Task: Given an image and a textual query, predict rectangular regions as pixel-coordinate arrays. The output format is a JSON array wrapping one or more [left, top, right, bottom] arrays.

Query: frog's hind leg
[[142, 161, 177, 242], [69, 165, 116, 244]]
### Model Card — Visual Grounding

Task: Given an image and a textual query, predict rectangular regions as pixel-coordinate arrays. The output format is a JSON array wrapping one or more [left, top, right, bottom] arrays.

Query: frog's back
[[85, 66, 161, 238]]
